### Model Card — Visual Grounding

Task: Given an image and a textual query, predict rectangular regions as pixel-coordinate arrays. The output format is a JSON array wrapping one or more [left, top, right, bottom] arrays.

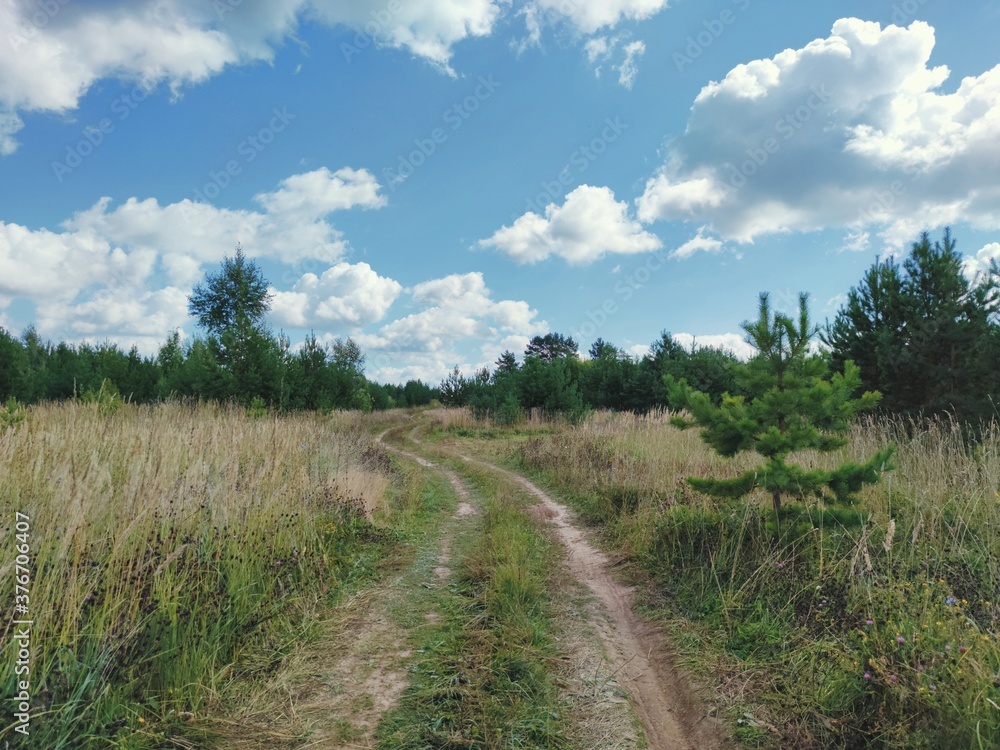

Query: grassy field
[[4, 401, 997, 748], [429, 408, 1000, 749], [0, 401, 400, 748]]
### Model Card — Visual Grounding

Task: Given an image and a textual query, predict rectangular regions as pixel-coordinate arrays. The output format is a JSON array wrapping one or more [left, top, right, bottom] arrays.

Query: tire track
[[448, 453, 728, 750]]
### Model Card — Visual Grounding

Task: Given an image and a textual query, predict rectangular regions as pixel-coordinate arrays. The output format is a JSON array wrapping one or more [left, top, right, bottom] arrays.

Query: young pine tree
[[668, 292, 894, 516]]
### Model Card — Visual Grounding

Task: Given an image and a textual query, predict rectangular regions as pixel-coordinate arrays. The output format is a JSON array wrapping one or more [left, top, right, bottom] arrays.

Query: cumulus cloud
[[0, 0, 508, 150], [0, 0, 675, 150], [311, 0, 502, 75], [479, 185, 662, 264], [963, 242, 1000, 281], [357, 272, 547, 383], [62, 166, 383, 265], [254, 167, 386, 220], [636, 18, 1000, 248], [270, 262, 402, 328], [0, 166, 386, 345]]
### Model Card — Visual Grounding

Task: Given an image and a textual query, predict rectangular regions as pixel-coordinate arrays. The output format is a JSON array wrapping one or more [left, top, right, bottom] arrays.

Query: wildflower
[[865, 619, 874, 626], [959, 645, 968, 654], [897, 636, 906, 643], [775, 562, 785, 569], [888, 675, 899, 684], [946, 597, 957, 605], [945, 644, 952, 651], [138, 717, 145, 724], [863, 672, 872, 680], [929, 684, 937, 691]]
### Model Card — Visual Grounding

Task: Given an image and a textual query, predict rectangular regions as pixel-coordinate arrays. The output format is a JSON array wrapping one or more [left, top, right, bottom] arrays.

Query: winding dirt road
[[388, 421, 727, 750]]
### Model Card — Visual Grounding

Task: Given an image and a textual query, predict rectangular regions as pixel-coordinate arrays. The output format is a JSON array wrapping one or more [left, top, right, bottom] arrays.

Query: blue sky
[[1, 0, 999, 383]]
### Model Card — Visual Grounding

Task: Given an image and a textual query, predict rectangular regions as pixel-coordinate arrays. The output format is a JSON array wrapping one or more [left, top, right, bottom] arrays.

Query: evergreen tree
[[494, 350, 518, 374], [524, 333, 578, 362], [0, 328, 27, 401], [823, 257, 906, 406], [439, 366, 469, 406], [825, 230, 999, 422], [670, 292, 894, 516]]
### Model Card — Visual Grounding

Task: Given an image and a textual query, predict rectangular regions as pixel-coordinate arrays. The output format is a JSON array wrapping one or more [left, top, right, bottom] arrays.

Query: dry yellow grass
[[0, 400, 396, 748]]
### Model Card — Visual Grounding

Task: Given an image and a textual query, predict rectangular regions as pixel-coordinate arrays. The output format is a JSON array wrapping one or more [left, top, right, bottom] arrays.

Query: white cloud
[[636, 18, 1000, 248], [0, 1, 673, 151], [0, 166, 386, 346], [839, 231, 871, 254], [671, 228, 724, 259], [616, 40, 645, 89], [963, 242, 1000, 281], [270, 262, 402, 328], [357, 272, 547, 383], [673, 333, 756, 360], [310, 0, 503, 75], [479, 185, 662, 264], [0, 0, 507, 150], [581, 35, 646, 88], [584, 36, 611, 64], [62, 167, 383, 265], [528, 0, 668, 35], [255, 167, 386, 220]]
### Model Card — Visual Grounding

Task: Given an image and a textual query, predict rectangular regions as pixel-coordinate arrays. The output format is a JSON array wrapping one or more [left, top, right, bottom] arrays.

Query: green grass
[[434, 408, 1000, 749], [377, 474, 567, 749]]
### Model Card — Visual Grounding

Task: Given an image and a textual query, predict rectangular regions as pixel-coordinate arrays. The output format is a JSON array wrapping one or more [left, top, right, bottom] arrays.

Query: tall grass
[[505, 410, 1000, 748], [0, 401, 396, 748]]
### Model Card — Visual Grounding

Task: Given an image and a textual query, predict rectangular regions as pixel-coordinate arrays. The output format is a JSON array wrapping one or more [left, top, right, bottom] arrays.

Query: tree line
[[0, 231, 996, 423], [0, 248, 438, 411], [443, 230, 1000, 428]]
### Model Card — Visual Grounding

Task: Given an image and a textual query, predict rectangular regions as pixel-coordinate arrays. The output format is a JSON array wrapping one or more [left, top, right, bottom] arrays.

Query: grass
[[0, 400, 400, 748], [377, 465, 568, 749], [433, 407, 1000, 749]]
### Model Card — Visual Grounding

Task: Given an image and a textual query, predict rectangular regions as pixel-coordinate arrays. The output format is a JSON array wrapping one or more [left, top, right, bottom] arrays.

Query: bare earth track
[[397, 419, 726, 749], [452, 452, 728, 750], [222, 421, 726, 748]]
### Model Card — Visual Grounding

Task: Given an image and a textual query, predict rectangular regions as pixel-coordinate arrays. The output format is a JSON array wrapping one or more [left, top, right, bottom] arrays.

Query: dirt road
[[451, 452, 727, 750]]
